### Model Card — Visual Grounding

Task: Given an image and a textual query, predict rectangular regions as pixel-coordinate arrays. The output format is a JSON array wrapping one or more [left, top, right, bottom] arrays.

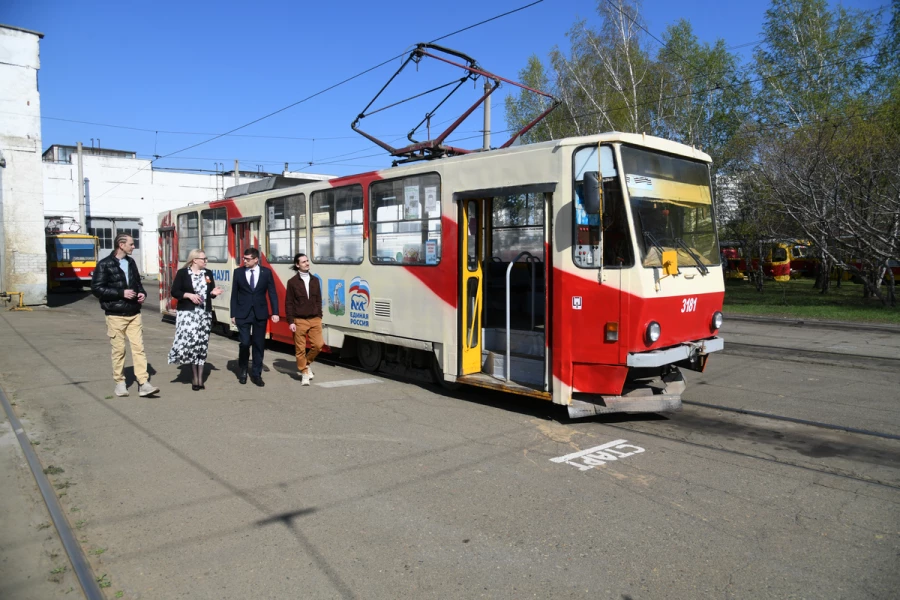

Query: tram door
[[232, 218, 260, 260], [159, 227, 177, 312], [460, 199, 485, 375]]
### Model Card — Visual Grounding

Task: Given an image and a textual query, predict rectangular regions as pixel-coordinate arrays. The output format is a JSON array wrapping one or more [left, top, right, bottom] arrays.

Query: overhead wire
[[89, 0, 546, 201]]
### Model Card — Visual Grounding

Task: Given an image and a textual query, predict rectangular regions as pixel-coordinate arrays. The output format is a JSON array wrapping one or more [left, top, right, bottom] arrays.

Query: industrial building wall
[[43, 158, 261, 275], [0, 26, 47, 305]]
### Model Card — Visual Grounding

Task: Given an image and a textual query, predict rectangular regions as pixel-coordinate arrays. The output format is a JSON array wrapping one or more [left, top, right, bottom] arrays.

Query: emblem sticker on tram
[[550, 439, 645, 471], [349, 276, 371, 327]]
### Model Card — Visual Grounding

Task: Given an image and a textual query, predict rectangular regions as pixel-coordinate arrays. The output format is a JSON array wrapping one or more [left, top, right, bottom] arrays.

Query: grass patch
[[43, 466, 64, 475], [96, 574, 111, 588], [50, 566, 67, 575], [91, 547, 106, 556], [75, 520, 86, 529], [724, 278, 900, 324]]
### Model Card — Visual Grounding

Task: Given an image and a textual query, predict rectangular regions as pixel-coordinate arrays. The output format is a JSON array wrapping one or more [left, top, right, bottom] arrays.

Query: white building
[[42, 145, 334, 275], [0, 24, 47, 305]]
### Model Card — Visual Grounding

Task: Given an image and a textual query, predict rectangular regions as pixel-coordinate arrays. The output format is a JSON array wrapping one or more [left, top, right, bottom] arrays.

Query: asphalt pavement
[[1, 286, 897, 599]]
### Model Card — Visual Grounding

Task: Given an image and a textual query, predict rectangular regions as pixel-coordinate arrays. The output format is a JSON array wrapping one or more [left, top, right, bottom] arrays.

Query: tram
[[46, 233, 99, 291], [158, 132, 725, 417]]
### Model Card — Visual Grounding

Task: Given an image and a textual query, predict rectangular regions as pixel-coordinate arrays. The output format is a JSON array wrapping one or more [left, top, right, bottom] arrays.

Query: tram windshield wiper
[[675, 238, 709, 275], [639, 214, 665, 256]]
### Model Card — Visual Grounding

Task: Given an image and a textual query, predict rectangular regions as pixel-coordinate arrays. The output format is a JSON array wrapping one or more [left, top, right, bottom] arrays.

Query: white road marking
[[551, 439, 645, 471], [316, 378, 381, 388]]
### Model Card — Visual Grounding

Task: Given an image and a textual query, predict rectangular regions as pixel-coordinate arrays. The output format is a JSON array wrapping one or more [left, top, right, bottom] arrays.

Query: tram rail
[[0, 383, 104, 600], [723, 341, 900, 372]]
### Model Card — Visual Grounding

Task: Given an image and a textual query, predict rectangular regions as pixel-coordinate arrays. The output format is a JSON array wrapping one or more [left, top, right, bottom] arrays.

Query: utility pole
[[483, 80, 491, 151], [234, 159, 240, 187], [77, 142, 85, 231]]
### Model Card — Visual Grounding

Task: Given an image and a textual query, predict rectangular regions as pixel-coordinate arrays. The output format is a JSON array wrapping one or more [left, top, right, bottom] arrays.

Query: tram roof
[[499, 132, 712, 163]]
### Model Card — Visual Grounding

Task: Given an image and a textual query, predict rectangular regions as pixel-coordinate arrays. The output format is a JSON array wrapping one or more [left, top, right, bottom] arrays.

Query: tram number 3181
[[681, 297, 698, 313]]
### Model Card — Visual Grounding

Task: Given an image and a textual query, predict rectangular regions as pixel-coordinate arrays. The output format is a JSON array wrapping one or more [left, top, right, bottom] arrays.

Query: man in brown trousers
[[285, 253, 324, 386]]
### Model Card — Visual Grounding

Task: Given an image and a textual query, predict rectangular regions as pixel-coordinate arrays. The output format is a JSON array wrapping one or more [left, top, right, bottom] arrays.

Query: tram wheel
[[357, 339, 383, 372]]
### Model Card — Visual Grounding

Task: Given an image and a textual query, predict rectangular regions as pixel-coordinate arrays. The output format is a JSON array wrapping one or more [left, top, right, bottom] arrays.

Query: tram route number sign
[[550, 439, 645, 471]]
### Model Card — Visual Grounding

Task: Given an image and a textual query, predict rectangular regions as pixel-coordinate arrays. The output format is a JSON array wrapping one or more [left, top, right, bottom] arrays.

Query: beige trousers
[[106, 314, 148, 384], [293, 317, 324, 373]]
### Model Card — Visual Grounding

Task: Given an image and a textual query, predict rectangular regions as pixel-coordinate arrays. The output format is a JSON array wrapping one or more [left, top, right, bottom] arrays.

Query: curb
[[724, 313, 900, 334]]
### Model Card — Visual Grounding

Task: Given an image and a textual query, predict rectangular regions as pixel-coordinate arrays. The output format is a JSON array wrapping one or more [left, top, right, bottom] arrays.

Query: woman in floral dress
[[168, 249, 223, 390]]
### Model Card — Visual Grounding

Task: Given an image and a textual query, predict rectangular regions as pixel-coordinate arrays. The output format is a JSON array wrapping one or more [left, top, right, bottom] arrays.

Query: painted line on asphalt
[[316, 378, 381, 388]]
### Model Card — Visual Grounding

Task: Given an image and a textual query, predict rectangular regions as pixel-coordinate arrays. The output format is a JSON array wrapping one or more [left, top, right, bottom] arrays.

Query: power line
[[89, 0, 547, 202]]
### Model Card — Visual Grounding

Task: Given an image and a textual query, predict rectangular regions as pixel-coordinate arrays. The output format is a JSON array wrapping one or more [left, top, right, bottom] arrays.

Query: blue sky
[[1, 0, 887, 177]]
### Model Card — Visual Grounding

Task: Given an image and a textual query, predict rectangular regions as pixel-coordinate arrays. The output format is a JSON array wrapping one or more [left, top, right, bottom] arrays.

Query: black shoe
[[192, 384, 201, 391], [251, 376, 265, 387], [239, 368, 248, 384], [199, 384, 205, 390]]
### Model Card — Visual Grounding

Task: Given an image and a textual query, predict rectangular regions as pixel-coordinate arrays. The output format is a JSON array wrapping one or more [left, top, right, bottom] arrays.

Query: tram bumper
[[566, 337, 723, 419]]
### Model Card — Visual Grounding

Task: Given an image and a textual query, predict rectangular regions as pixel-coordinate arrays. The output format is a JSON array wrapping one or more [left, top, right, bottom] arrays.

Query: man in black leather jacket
[[91, 233, 160, 398]]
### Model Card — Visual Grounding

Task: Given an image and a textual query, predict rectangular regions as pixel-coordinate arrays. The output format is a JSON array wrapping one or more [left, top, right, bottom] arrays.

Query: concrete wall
[[0, 26, 46, 305]]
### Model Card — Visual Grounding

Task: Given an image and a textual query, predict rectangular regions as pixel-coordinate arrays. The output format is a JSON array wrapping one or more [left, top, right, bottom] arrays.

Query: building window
[[116, 228, 141, 250], [201, 208, 227, 262], [370, 174, 441, 265], [89, 227, 113, 250], [266, 194, 306, 263], [177, 212, 199, 261], [310, 185, 363, 264]]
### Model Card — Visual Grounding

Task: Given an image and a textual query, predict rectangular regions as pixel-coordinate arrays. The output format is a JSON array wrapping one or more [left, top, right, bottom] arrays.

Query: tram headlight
[[711, 311, 724, 331], [646, 321, 661, 344]]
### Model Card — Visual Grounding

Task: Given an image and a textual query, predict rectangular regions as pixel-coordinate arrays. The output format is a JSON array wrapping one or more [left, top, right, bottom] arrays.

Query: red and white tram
[[158, 132, 724, 417]]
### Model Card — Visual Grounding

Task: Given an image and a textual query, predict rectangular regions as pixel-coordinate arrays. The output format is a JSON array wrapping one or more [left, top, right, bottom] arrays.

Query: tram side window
[[310, 185, 363, 264], [177, 212, 199, 262], [572, 145, 633, 268], [370, 174, 441, 265], [201, 208, 227, 262], [266, 194, 307, 263]]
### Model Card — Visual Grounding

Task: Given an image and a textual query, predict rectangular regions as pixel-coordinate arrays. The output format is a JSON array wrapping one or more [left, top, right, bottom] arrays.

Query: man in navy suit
[[230, 247, 280, 386]]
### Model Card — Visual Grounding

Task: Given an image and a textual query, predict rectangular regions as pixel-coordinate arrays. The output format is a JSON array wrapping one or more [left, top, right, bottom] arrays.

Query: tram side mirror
[[583, 171, 601, 214]]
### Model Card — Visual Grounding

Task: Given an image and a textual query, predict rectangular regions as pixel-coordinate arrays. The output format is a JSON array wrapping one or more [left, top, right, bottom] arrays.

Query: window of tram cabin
[[310, 185, 363, 264], [572, 145, 633, 268], [200, 208, 227, 262], [177, 212, 199, 262], [370, 174, 441, 265], [266, 194, 307, 263], [620, 145, 718, 268]]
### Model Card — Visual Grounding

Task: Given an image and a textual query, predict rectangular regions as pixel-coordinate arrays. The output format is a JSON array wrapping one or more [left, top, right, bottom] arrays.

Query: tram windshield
[[51, 238, 97, 262], [621, 146, 719, 268]]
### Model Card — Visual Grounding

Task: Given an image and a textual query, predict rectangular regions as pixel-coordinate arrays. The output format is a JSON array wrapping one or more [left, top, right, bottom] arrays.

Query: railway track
[[723, 340, 900, 372], [0, 384, 103, 600]]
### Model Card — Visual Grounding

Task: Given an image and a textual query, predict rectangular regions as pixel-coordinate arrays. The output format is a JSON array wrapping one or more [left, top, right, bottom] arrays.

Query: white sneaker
[[138, 382, 160, 397], [306, 368, 314, 380], [301, 373, 310, 386], [114, 382, 129, 397]]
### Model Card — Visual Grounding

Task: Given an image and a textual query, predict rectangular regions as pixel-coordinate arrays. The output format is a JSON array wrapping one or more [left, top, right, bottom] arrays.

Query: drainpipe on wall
[[77, 142, 85, 231]]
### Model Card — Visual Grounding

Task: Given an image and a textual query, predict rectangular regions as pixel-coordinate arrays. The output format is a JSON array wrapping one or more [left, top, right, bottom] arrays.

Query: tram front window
[[621, 146, 719, 269], [53, 240, 97, 262]]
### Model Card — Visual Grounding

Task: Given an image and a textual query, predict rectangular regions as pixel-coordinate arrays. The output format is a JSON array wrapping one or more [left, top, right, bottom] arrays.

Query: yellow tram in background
[[46, 233, 99, 291]]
